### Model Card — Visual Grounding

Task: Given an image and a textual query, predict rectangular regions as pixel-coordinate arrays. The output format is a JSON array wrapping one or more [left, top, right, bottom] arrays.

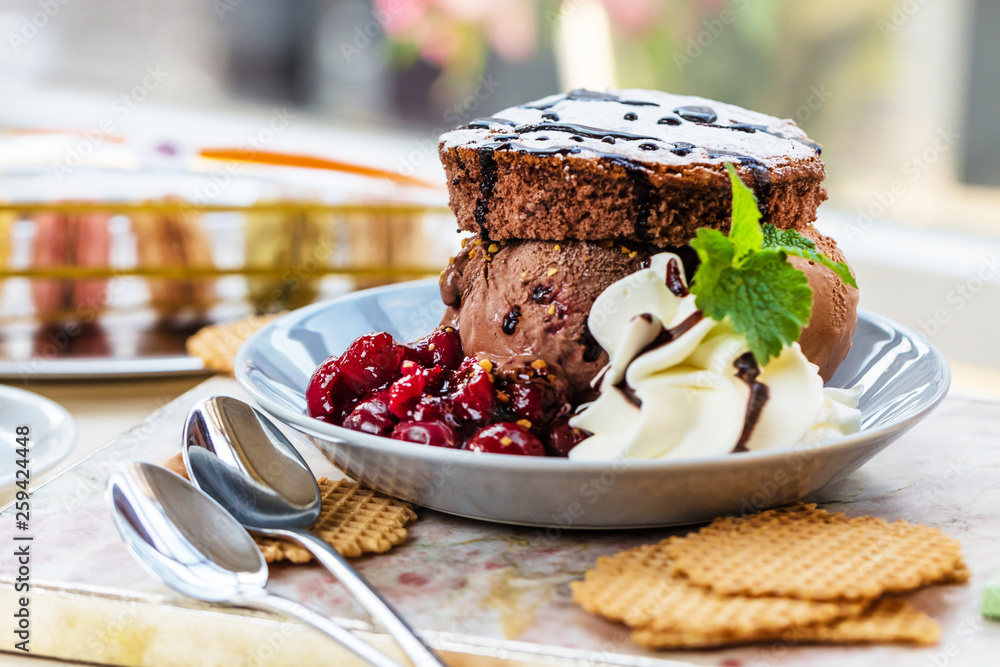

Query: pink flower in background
[[485, 0, 536, 62], [599, 0, 663, 33], [415, 19, 462, 68], [375, 0, 537, 68], [376, 0, 429, 35]]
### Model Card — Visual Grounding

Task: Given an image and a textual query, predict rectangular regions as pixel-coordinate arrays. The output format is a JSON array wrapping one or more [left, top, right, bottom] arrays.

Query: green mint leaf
[[701, 250, 814, 363], [761, 224, 812, 251], [762, 224, 858, 289], [724, 163, 763, 260], [689, 227, 734, 293]]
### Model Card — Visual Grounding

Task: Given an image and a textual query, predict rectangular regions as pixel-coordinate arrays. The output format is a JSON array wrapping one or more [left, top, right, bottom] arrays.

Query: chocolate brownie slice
[[439, 89, 827, 246]]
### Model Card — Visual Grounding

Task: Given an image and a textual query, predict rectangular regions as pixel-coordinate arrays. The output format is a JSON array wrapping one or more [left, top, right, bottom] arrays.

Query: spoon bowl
[[108, 461, 404, 667], [183, 396, 319, 529], [183, 396, 446, 667], [108, 461, 266, 602]]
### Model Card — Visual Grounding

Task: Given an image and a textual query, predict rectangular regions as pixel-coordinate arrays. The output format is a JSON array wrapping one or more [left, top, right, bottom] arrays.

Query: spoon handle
[[276, 527, 447, 667], [249, 590, 404, 667]]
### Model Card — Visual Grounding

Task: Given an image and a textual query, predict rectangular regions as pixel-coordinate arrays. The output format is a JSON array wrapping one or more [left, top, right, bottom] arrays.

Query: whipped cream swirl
[[569, 253, 861, 461]]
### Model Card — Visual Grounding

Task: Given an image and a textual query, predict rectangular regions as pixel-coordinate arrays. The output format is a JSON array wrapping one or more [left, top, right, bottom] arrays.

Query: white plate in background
[[0, 385, 76, 490]]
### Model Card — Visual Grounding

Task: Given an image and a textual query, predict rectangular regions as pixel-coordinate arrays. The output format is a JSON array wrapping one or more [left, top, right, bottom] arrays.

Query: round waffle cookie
[[571, 541, 864, 640], [780, 597, 942, 646], [186, 312, 286, 374], [631, 597, 941, 649], [439, 88, 827, 246], [257, 478, 418, 563], [665, 503, 965, 601]]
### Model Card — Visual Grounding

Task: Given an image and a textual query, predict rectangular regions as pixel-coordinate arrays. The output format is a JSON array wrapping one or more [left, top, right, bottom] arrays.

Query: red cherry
[[547, 419, 588, 457], [467, 422, 545, 456], [388, 363, 443, 419], [410, 395, 454, 425], [341, 390, 395, 436], [338, 332, 405, 395], [392, 421, 458, 448], [343, 410, 395, 436], [506, 379, 568, 427], [450, 359, 495, 424], [306, 355, 350, 422], [405, 328, 464, 370], [331, 396, 362, 425]]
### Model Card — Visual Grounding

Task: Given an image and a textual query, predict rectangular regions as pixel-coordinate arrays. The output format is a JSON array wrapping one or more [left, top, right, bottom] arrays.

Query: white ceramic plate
[[0, 385, 76, 489], [236, 279, 951, 528]]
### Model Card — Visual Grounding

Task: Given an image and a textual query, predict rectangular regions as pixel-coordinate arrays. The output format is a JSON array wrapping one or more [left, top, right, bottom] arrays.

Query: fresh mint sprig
[[689, 163, 856, 364]]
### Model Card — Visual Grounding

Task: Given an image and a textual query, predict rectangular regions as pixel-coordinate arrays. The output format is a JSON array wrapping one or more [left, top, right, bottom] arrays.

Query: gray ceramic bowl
[[236, 279, 950, 528]]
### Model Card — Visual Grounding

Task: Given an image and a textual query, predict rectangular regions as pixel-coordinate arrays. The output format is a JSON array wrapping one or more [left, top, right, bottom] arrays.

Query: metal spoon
[[183, 396, 445, 667], [107, 461, 401, 667]]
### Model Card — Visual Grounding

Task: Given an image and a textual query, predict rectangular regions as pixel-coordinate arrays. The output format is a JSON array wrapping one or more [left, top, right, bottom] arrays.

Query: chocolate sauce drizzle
[[616, 384, 643, 408], [621, 161, 655, 240], [468, 95, 819, 169], [579, 326, 603, 363], [732, 352, 770, 453], [470, 116, 517, 127], [671, 142, 695, 157], [501, 305, 522, 335], [674, 105, 718, 123], [522, 89, 660, 110], [635, 312, 705, 359], [468, 119, 660, 143], [609, 311, 706, 407], [705, 150, 773, 221], [665, 258, 689, 297], [474, 145, 506, 236], [740, 160, 773, 221], [706, 121, 822, 155]]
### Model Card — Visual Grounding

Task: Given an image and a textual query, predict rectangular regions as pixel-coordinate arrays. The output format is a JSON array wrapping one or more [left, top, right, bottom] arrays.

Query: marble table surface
[[1, 375, 999, 667]]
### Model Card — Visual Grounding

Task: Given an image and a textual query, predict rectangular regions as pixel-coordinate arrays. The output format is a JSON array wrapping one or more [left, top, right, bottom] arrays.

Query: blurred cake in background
[[0, 129, 454, 375], [244, 208, 326, 313], [131, 209, 216, 319], [0, 211, 11, 296], [30, 212, 112, 320]]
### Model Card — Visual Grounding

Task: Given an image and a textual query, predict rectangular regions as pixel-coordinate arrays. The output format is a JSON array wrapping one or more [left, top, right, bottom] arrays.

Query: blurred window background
[[0, 0, 997, 387], [3, 0, 996, 222]]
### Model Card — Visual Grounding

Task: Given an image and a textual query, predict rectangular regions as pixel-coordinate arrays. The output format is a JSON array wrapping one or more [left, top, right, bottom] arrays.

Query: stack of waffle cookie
[[573, 503, 967, 648]]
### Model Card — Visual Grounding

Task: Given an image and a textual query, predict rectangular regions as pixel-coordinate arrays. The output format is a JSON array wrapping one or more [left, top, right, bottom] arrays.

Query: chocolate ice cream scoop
[[441, 229, 857, 396], [792, 226, 860, 382], [440, 237, 653, 397]]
